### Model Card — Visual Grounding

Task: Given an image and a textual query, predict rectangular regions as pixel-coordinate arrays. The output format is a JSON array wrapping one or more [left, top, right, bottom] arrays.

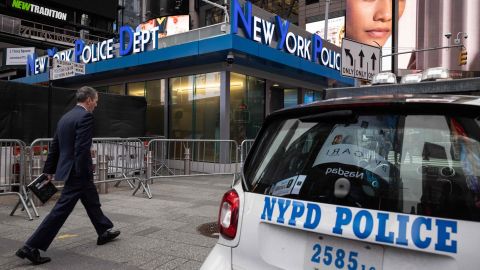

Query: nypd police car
[[201, 95, 480, 270]]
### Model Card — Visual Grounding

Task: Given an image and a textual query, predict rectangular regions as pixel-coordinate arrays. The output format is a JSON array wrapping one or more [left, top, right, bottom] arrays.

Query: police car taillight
[[218, 189, 239, 239]]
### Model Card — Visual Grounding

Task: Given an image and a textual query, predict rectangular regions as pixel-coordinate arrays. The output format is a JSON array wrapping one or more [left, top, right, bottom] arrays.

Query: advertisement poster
[[344, 0, 479, 74], [136, 15, 190, 37], [306, 16, 345, 47], [6, 47, 35, 65]]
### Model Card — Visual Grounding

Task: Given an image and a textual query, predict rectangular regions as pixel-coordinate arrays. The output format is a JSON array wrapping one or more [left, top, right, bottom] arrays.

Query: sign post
[[341, 38, 381, 81]]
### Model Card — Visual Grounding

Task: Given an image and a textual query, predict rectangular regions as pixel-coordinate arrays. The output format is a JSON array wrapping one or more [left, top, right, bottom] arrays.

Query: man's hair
[[76, 86, 97, 102]]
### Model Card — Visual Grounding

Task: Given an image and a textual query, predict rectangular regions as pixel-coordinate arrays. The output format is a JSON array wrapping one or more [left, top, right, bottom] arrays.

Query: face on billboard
[[345, 0, 406, 47]]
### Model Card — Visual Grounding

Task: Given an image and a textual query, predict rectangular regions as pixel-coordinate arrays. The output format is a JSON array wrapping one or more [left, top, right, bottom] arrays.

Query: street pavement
[[0, 175, 233, 270]]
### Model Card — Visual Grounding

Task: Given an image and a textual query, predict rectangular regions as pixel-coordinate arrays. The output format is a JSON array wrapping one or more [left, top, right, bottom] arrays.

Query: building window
[[304, 89, 322, 104], [96, 86, 108, 93], [230, 72, 265, 143], [127, 81, 145, 96], [146, 79, 165, 136], [204, 7, 224, 26], [108, 84, 125, 95], [169, 72, 220, 139], [284, 88, 298, 108]]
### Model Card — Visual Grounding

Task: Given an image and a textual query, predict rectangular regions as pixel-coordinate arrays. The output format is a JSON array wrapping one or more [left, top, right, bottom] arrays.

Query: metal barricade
[[240, 139, 255, 164], [28, 137, 152, 199], [0, 139, 37, 220], [29, 138, 62, 211], [91, 138, 151, 198], [146, 139, 239, 181]]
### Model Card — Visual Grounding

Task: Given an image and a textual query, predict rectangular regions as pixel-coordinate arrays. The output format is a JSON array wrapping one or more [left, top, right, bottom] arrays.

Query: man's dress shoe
[[97, 229, 120, 245], [16, 246, 51, 265]]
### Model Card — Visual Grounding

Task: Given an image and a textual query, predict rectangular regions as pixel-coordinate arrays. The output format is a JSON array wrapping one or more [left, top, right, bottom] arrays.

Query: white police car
[[201, 95, 480, 270]]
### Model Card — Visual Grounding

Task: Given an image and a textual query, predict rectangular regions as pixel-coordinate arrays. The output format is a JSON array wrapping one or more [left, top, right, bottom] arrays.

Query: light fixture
[[400, 73, 423, 84], [371, 72, 397, 85], [421, 67, 451, 82], [272, 83, 279, 87]]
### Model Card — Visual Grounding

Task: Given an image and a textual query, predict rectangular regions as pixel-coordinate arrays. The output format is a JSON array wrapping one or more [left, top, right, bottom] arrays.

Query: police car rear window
[[245, 113, 480, 221]]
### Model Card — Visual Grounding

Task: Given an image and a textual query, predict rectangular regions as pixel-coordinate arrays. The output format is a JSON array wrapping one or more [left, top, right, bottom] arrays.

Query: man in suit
[[16, 86, 120, 265]]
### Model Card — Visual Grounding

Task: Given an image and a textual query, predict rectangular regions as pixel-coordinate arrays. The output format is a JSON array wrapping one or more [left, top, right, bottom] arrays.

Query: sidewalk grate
[[197, 222, 219, 238]]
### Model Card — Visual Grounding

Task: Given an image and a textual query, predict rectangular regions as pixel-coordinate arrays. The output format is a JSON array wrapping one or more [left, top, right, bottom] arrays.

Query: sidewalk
[[0, 175, 233, 270]]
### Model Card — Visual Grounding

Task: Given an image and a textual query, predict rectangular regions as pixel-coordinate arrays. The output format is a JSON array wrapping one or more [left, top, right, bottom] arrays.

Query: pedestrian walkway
[[0, 175, 233, 270]]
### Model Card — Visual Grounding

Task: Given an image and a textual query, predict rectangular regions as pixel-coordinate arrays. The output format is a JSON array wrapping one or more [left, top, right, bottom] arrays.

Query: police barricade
[[0, 139, 37, 220], [28, 138, 152, 200], [146, 139, 239, 181], [28, 138, 58, 209], [91, 138, 151, 199], [240, 139, 255, 164]]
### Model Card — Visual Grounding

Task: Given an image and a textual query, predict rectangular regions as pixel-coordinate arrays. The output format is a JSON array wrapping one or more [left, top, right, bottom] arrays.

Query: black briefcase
[[27, 174, 58, 204]]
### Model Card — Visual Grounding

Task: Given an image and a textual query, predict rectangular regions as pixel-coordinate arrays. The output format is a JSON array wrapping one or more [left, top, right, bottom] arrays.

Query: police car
[[201, 95, 480, 270]]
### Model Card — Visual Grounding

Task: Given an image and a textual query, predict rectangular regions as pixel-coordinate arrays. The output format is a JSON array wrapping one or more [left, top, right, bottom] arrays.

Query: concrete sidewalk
[[0, 175, 233, 270]]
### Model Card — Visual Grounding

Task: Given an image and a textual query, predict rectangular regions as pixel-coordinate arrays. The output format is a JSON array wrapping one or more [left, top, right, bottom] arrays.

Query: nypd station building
[[15, 0, 353, 143]]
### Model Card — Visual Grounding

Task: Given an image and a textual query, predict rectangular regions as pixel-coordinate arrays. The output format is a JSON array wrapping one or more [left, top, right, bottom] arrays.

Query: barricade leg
[[116, 173, 135, 189], [30, 157, 44, 206], [132, 177, 152, 199], [98, 155, 108, 194], [23, 186, 39, 217], [9, 192, 34, 220]]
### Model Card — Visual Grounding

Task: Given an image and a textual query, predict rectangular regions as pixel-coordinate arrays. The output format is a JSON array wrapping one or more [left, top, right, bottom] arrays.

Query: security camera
[[444, 32, 452, 39], [226, 52, 234, 64], [464, 33, 468, 39]]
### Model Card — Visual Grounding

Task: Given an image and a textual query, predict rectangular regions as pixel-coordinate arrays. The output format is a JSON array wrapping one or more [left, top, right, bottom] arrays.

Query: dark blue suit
[[26, 105, 113, 251]]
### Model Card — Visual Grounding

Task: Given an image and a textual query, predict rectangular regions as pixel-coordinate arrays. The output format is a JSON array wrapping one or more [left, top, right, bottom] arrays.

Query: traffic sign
[[52, 58, 85, 74], [341, 38, 381, 80], [50, 66, 75, 80], [50, 58, 85, 80]]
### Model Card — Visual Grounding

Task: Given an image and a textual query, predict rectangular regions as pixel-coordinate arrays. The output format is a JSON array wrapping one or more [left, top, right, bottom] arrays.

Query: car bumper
[[200, 244, 232, 270]]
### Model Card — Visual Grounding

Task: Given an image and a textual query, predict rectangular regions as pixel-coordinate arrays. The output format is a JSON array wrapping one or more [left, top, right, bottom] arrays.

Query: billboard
[[45, 0, 118, 19], [136, 15, 189, 37], [344, 0, 479, 75], [306, 16, 345, 47]]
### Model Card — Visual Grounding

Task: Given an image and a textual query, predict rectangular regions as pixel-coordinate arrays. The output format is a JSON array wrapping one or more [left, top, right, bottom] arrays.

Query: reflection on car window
[[245, 113, 480, 221]]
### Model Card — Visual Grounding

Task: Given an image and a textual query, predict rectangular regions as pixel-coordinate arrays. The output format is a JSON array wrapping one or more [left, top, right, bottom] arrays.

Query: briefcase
[[27, 174, 58, 204]]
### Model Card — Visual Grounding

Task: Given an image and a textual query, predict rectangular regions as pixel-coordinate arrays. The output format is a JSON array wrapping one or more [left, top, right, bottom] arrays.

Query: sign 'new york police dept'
[[231, 0, 341, 71], [26, 0, 341, 76]]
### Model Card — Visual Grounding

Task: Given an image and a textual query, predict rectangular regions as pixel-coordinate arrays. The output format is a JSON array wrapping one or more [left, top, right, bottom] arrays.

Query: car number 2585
[[310, 243, 376, 270]]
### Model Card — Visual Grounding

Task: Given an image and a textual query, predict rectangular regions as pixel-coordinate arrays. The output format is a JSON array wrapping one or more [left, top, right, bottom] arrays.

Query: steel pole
[[323, 0, 330, 41]]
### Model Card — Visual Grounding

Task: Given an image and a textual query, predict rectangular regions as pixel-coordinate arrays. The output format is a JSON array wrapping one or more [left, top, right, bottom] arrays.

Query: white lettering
[[65, 49, 73, 61], [106, 39, 114, 59], [297, 35, 305, 58], [99, 40, 107, 60], [133, 31, 141, 53], [151, 26, 160, 49], [38, 57, 47, 73], [82, 45, 92, 64], [261, 20, 275, 46], [304, 39, 311, 60], [140, 30, 151, 52], [91, 44, 99, 62], [253, 16, 262, 43], [321, 47, 329, 66], [285, 32, 297, 54]]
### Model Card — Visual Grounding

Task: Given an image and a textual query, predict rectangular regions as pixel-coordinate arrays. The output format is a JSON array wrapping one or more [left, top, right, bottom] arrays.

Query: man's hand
[[46, 174, 53, 183]]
